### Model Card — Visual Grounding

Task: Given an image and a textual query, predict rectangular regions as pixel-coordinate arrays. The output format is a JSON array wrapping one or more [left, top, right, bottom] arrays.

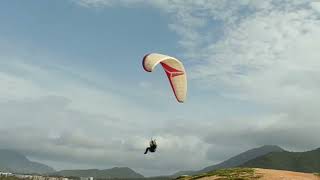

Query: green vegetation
[[240, 148, 320, 173], [176, 168, 262, 180]]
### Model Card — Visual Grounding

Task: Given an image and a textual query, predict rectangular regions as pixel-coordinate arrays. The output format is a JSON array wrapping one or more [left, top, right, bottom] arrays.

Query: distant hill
[[52, 167, 144, 179], [0, 149, 55, 174], [240, 147, 320, 173], [172, 145, 284, 177]]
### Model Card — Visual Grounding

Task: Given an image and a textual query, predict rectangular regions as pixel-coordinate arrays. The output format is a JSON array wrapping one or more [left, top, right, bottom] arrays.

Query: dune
[[255, 168, 320, 180], [177, 168, 320, 180]]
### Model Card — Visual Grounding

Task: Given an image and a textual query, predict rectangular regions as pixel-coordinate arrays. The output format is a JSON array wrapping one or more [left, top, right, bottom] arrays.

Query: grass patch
[[176, 168, 262, 180]]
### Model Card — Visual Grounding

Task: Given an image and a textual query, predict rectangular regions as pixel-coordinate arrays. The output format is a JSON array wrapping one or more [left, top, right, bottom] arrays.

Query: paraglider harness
[[149, 139, 157, 152]]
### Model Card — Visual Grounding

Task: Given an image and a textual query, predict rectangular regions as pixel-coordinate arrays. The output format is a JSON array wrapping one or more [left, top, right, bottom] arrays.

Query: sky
[[1, 0, 320, 177]]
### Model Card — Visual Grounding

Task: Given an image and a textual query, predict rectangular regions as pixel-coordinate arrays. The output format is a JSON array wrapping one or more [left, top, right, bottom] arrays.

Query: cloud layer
[[1, 0, 320, 176], [74, 0, 320, 171]]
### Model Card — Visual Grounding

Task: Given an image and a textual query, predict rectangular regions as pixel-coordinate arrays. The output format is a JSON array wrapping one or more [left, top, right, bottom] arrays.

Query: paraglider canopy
[[142, 53, 187, 103]]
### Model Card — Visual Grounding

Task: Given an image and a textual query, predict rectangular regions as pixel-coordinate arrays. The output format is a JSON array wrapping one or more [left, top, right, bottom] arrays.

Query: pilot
[[144, 139, 157, 154]]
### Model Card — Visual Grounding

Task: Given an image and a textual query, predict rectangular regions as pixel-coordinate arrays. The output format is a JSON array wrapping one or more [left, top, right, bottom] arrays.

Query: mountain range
[[50, 167, 144, 179], [241, 147, 320, 173], [0, 149, 55, 174], [173, 145, 320, 177], [1, 145, 320, 178], [0, 149, 143, 179]]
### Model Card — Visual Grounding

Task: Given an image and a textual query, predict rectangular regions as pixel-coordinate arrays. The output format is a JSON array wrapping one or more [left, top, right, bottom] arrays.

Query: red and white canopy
[[143, 53, 187, 103]]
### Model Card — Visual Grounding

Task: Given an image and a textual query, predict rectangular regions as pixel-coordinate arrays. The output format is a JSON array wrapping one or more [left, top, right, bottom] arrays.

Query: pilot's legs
[[144, 147, 150, 154]]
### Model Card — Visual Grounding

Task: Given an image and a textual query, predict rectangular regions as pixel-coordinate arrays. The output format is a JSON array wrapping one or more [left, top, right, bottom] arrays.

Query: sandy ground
[[255, 168, 320, 180], [198, 168, 320, 180]]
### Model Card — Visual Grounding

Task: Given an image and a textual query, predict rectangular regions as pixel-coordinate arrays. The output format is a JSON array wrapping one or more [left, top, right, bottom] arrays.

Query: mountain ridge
[[0, 149, 55, 174], [0, 149, 144, 179], [172, 145, 285, 177], [240, 147, 320, 173]]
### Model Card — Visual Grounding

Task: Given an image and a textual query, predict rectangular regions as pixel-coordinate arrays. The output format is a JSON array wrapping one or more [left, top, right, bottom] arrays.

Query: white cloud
[[74, 0, 320, 106], [0, 57, 212, 175], [311, 1, 320, 12], [0, 72, 46, 101]]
